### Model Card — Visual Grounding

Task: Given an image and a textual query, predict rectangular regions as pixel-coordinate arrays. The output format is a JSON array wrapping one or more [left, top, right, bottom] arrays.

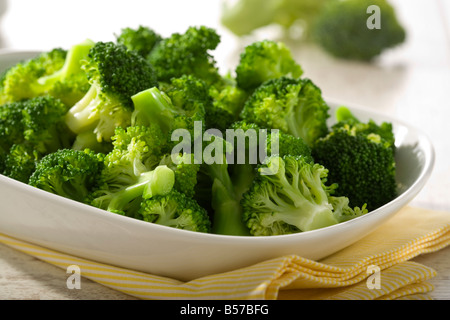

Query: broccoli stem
[[107, 165, 175, 213], [37, 39, 94, 89], [65, 85, 101, 133], [206, 162, 251, 236], [131, 87, 174, 132]]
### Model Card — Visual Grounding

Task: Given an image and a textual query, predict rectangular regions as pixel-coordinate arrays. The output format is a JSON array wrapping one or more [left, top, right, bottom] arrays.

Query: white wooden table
[[0, 0, 449, 300]]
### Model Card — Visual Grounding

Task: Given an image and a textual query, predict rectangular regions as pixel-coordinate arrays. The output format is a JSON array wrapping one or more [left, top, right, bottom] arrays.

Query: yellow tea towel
[[0, 205, 449, 300]]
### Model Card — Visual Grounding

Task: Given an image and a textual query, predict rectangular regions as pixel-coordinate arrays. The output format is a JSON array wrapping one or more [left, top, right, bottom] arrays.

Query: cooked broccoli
[[138, 189, 211, 233], [312, 106, 397, 211], [158, 153, 200, 198], [3, 143, 40, 183], [131, 86, 205, 141], [221, 0, 331, 37], [240, 77, 329, 146], [0, 48, 67, 104], [235, 40, 303, 92], [65, 41, 158, 147], [91, 165, 175, 217], [95, 125, 168, 193], [115, 25, 162, 58], [241, 155, 367, 236], [38, 39, 94, 106], [312, 0, 406, 61], [28, 149, 104, 203], [147, 26, 221, 85], [0, 96, 73, 181], [207, 75, 249, 131]]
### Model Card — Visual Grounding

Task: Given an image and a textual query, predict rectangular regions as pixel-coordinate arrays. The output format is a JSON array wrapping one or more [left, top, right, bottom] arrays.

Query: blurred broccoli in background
[[221, 0, 331, 37], [312, 0, 406, 61], [221, 0, 406, 61]]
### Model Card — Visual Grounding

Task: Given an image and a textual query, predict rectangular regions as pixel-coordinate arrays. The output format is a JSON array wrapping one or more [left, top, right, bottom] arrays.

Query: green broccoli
[[65, 41, 158, 147], [240, 76, 329, 146], [95, 125, 168, 193], [241, 155, 367, 236], [147, 26, 221, 85], [312, 0, 406, 61], [0, 48, 67, 104], [115, 25, 162, 58], [28, 149, 104, 203], [131, 86, 205, 143], [312, 106, 397, 211], [138, 189, 211, 233], [207, 75, 249, 131], [3, 143, 40, 183], [91, 165, 175, 217], [37, 39, 94, 106], [235, 40, 303, 92], [0, 96, 74, 181], [158, 153, 200, 198]]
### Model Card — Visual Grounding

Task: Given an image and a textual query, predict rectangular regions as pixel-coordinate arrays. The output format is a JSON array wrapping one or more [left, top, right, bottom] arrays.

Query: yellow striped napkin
[[1, 205, 449, 300]]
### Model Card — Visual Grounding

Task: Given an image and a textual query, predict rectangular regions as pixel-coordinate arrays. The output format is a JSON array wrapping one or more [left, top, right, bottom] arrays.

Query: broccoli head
[[138, 189, 211, 233], [235, 40, 303, 92], [240, 76, 329, 146], [0, 48, 67, 104], [312, 0, 406, 61], [241, 155, 367, 236], [28, 149, 104, 203], [147, 26, 221, 85], [3, 143, 40, 183], [90, 165, 175, 218], [65, 41, 158, 145], [312, 106, 397, 211], [115, 25, 162, 58]]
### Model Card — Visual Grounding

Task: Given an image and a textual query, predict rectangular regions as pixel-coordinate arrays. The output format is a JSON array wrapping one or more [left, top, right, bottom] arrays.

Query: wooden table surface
[[0, 0, 449, 300]]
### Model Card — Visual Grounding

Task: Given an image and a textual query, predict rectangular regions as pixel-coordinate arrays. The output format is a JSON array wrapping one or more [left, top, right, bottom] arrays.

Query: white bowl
[[0, 51, 435, 281]]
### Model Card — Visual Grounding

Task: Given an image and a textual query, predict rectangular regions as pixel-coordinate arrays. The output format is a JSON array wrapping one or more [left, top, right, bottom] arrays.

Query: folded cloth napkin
[[0, 205, 449, 300]]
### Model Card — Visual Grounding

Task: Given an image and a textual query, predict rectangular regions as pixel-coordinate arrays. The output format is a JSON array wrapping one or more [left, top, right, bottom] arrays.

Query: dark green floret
[[312, 0, 406, 61], [312, 106, 397, 211], [115, 25, 162, 58], [241, 155, 367, 236], [138, 189, 211, 233], [148, 25, 221, 85], [28, 149, 104, 203], [240, 76, 329, 146]]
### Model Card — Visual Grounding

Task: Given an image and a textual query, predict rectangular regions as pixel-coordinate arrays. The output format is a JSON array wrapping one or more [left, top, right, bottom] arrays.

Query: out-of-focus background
[[0, 0, 448, 213]]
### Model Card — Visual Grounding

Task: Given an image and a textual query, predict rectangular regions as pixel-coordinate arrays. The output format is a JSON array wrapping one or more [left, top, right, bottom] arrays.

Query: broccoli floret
[[138, 189, 211, 233], [147, 26, 221, 85], [96, 125, 168, 192], [91, 165, 175, 217], [37, 39, 94, 106], [312, 0, 406, 61], [65, 41, 158, 146], [235, 40, 303, 92], [28, 149, 104, 203], [159, 153, 200, 198], [115, 25, 162, 58], [0, 96, 73, 174], [0, 48, 67, 104], [312, 106, 397, 211], [20, 95, 73, 154], [131, 86, 205, 142], [207, 75, 249, 131], [241, 155, 367, 236], [240, 77, 329, 146], [3, 143, 40, 183]]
